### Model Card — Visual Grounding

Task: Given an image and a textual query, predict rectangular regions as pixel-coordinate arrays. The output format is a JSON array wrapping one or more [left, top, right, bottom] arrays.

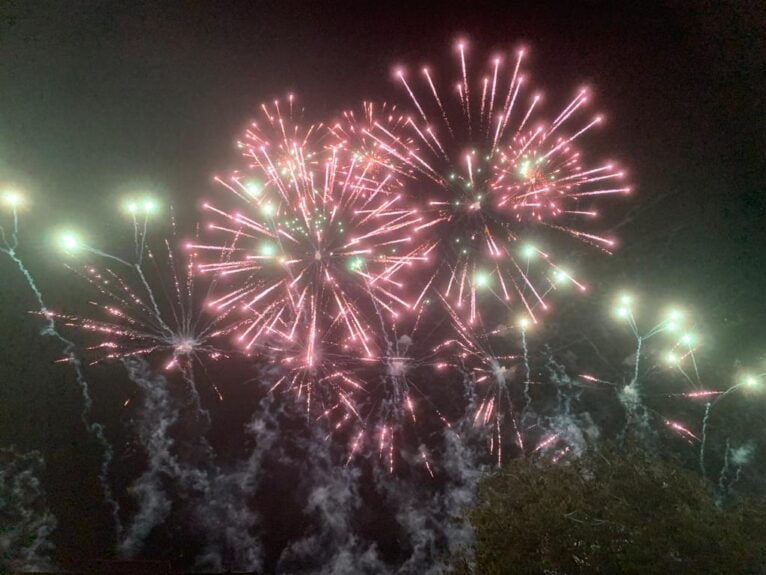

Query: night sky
[[1, 1, 765, 572]]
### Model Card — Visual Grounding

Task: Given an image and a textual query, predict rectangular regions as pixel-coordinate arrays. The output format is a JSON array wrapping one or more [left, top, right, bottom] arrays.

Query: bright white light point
[[389, 358, 407, 377], [174, 338, 195, 354], [244, 180, 262, 197], [518, 316, 531, 329], [2, 190, 24, 207], [259, 243, 276, 257], [474, 272, 490, 288], [125, 201, 138, 214], [667, 308, 683, 322], [58, 231, 82, 253], [743, 374, 759, 388], [553, 269, 570, 284], [619, 294, 632, 306], [143, 198, 158, 213], [615, 306, 630, 319], [521, 244, 536, 259], [261, 202, 275, 217], [680, 333, 695, 346], [665, 352, 679, 365]]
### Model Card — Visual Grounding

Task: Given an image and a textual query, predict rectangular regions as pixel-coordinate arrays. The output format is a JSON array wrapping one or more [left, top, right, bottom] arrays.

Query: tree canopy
[[458, 444, 766, 574]]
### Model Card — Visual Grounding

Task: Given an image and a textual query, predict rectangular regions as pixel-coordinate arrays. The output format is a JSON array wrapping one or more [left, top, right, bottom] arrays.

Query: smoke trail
[[617, 342, 652, 438], [369, 428, 482, 574], [118, 359, 179, 558], [118, 358, 275, 570], [0, 447, 58, 572], [277, 422, 388, 575], [0, 226, 121, 538], [544, 357, 600, 457], [192, 394, 280, 572], [716, 441, 755, 502]]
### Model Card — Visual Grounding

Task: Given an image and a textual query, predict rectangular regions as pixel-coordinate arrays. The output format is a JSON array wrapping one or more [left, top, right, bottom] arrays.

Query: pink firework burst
[[367, 41, 630, 325], [195, 98, 432, 361]]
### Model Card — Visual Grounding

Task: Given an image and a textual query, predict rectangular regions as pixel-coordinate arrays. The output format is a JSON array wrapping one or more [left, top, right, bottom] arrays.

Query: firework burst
[[196, 99, 432, 362], [366, 42, 629, 326], [342, 302, 452, 473], [434, 295, 530, 466], [48, 212, 238, 399]]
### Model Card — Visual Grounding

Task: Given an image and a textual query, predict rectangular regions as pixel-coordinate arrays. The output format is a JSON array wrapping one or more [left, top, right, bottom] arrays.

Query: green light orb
[[743, 374, 760, 388], [58, 231, 82, 253], [667, 308, 684, 322], [474, 271, 490, 288], [258, 242, 276, 257], [665, 351, 680, 365], [347, 256, 365, 271], [553, 269, 570, 284], [614, 306, 631, 319], [142, 198, 158, 214], [244, 180, 262, 197], [521, 244, 536, 259], [260, 202, 276, 217], [680, 333, 695, 346]]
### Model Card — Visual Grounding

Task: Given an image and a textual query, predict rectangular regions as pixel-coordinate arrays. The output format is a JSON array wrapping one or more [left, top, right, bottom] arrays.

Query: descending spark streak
[[373, 43, 628, 325], [666, 420, 700, 443]]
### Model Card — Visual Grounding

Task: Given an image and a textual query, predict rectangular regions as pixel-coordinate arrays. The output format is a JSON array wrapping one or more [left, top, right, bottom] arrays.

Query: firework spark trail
[[342, 302, 452, 473], [192, 393, 283, 572], [49, 214, 239, 405], [435, 294, 527, 465], [367, 427, 482, 573], [716, 441, 755, 502], [519, 323, 533, 424], [119, 357, 268, 571], [540, 356, 600, 460], [40, 207, 245, 548], [0, 195, 122, 538], [697, 374, 762, 479], [374, 43, 629, 326], [603, 291, 764, 488], [610, 295, 691, 438], [120, 359, 276, 571], [276, 423, 387, 574]]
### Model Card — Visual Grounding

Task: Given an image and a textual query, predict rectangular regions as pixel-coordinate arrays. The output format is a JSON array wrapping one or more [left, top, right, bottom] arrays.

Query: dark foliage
[[456, 443, 766, 574]]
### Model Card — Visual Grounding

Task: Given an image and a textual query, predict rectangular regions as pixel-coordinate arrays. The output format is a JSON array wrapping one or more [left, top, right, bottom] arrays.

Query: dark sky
[[0, 1, 764, 569]]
